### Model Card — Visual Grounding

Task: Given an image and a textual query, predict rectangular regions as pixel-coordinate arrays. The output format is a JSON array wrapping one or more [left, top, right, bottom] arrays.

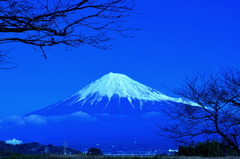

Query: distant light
[[169, 149, 178, 153]]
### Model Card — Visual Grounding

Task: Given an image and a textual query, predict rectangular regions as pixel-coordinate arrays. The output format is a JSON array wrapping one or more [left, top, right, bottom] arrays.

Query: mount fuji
[[28, 72, 195, 116], [2, 73, 197, 153]]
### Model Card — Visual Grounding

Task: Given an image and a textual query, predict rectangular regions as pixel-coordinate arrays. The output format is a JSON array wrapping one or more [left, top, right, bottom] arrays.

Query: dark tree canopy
[[160, 69, 240, 154], [0, 0, 134, 67], [86, 147, 103, 155]]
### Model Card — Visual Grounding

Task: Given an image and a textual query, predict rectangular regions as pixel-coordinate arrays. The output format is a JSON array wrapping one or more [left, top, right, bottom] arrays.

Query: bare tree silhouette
[[160, 69, 240, 154], [0, 0, 134, 67]]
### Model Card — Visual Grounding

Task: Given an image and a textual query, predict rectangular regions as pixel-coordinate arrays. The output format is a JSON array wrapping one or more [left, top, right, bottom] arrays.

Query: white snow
[[72, 72, 198, 107]]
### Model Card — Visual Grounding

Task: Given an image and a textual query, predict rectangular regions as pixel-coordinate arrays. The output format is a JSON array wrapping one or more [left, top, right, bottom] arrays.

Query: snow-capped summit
[[28, 72, 196, 116], [74, 72, 177, 105]]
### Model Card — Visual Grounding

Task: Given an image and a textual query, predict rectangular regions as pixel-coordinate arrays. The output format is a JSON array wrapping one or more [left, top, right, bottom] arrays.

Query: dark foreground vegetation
[[178, 141, 238, 157], [0, 140, 239, 158], [0, 141, 80, 155], [1, 154, 240, 159]]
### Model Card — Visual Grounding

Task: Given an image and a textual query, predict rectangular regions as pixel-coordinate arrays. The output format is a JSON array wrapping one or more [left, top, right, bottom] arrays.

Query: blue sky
[[1, 0, 240, 117]]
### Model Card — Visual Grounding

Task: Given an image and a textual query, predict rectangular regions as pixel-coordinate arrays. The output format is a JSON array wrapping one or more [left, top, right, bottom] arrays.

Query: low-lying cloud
[[0, 111, 97, 128]]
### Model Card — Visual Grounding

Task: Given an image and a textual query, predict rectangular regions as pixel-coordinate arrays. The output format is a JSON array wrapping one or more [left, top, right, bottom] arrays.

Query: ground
[[1, 154, 240, 159]]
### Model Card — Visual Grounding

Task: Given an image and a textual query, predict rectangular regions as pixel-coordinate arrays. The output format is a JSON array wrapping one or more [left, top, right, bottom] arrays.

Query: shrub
[[178, 141, 238, 157], [86, 148, 103, 155]]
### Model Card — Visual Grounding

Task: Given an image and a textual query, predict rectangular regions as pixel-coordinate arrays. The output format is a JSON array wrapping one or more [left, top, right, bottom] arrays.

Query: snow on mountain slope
[[28, 72, 198, 116], [72, 72, 196, 106]]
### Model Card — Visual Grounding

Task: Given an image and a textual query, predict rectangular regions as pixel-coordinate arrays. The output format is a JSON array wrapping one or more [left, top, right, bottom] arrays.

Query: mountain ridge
[[28, 72, 196, 116]]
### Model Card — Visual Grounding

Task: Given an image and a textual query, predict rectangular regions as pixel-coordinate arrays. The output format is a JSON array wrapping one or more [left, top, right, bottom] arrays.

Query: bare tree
[[160, 69, 240, 154], [0, 0, 134, 66]]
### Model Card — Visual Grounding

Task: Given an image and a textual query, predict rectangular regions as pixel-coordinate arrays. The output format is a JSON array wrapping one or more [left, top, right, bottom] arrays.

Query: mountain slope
[[28, 72, 195, 116]]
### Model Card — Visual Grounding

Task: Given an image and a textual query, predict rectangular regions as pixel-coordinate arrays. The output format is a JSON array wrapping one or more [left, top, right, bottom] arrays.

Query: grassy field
[[2, 154, 240, 159]]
